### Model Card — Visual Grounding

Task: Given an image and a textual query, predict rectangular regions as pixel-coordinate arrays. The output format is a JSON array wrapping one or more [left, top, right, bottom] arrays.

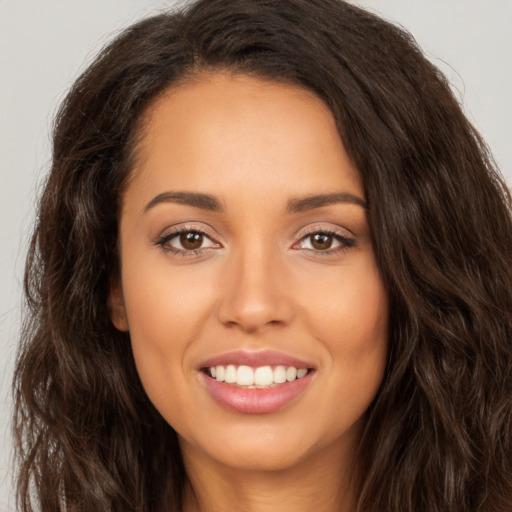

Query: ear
[[108, 280, 130, 332]]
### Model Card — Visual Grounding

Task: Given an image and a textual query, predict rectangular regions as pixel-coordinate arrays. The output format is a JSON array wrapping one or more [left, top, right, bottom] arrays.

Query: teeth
[[297, 368, 307, 378], [286, 366, 297, 381], [254, 366, 273, 386], [237, 365, 254, 386], [273, 365, 287, 384], [225, 364, 237, 383], [215, 365, 225, 382], [209, 364, 309, 388]]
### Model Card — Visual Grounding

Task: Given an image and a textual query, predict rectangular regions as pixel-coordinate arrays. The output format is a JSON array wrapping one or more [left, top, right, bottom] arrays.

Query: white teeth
[[254, 366, 273, 386], [211, 364, 309, 387], [273, 365, 287, 384], [225, 364, 237, 383], [215, 365, 225, 381], [286, 366, 297, 381], [237, 365, 254, 386]]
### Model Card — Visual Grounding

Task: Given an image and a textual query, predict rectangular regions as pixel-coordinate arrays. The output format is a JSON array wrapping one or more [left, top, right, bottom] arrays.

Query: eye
[[156, 228, 220, 254], [295, 230, 355, 253]]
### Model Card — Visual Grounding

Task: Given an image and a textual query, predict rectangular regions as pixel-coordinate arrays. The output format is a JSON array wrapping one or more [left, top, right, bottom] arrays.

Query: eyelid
[[156, 221, 219, 239], [293, 223, 355, 242], [291, 224, 356, 252], [154, 222, 356, 256], [155, 224, 222, 254]]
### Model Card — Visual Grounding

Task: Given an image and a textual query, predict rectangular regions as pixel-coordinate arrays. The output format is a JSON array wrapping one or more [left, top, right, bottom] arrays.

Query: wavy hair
[[14, 0, 512, 510]]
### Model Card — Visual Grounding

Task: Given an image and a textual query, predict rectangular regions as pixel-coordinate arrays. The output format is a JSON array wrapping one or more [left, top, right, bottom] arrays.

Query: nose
[[216, 245, 295, 333]]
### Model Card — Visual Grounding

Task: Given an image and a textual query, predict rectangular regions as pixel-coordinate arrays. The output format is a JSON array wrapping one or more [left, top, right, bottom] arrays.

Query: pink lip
[[199, 350, 315, 414], [201, 372, 313, 414], [199, 350, 314, 369]]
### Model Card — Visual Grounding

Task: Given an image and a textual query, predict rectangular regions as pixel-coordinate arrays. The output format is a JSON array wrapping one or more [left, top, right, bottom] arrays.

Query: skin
[[110, 72, 389, 512]]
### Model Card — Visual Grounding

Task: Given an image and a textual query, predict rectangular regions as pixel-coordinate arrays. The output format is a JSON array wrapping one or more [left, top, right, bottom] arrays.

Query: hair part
[[14, 0, 512, 510]]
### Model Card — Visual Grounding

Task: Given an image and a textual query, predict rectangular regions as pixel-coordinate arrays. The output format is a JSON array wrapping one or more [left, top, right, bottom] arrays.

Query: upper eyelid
[[294, 231, 354, 247], [157, 223, 219, 240], [294, 224, 355, 240], [155, 228, 221, 256], [292, 225, 357, 252], [160, 228, 215, 242], [155, 223, 355, 246]]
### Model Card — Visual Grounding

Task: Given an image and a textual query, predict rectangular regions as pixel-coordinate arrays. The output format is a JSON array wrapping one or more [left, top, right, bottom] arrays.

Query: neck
[[180, 439, 360, 512]]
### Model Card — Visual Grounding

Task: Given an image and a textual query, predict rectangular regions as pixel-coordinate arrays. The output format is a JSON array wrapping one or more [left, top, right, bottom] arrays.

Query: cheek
[[300, 257, 389, 413], [302, 256, 389, 351], [122, 253, 216, 341], [120, 256, 218, 412]]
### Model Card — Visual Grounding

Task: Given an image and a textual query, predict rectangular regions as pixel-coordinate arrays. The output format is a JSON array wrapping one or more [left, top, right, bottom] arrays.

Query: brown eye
[[294, 229, 355, 253], [310, 233, 333, 250], [179, 231, 204, 250], [158, 228, 220, 254]]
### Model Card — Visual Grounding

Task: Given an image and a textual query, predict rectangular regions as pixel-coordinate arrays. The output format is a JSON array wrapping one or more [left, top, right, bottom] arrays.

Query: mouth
[[199, 351, 315, 414], [202, 364, 312, 389]]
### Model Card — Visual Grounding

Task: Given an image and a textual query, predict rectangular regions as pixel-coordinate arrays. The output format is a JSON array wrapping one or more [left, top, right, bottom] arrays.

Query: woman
[[13, 0, 512, 511]]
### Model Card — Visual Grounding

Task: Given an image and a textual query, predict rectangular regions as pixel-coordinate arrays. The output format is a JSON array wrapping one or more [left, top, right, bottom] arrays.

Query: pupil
[[180, 232, 203, 250], [311, 233, 332, 250]]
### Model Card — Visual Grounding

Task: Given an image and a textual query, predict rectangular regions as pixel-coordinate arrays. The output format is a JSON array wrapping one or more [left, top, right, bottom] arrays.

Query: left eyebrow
[[143, 191, 225, 213], [286, 192, 368, 213]]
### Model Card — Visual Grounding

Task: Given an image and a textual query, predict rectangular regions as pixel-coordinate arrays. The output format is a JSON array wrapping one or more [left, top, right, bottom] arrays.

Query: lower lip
[[201, 371, 313, 414]]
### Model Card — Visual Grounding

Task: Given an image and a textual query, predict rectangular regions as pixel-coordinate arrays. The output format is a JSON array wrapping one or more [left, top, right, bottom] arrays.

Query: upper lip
[[199, 350, 314, 369]]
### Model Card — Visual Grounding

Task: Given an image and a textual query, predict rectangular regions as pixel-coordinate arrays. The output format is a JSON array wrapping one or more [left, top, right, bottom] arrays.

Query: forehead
[[124, 72, 363, 211]]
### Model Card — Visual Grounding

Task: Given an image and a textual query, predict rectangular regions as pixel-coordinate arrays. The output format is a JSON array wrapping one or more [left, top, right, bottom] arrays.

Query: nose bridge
[[217, 237, 293, 331]]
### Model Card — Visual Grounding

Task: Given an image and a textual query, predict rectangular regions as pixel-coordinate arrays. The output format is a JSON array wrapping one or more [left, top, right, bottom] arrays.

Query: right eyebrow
[[143, 191, 225, 213], [286, 192, 368, 213]]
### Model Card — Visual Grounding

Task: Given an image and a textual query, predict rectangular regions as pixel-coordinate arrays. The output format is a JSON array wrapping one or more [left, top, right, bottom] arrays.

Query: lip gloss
[[199, 350, 314, 414], [201, 371, 312, 414]]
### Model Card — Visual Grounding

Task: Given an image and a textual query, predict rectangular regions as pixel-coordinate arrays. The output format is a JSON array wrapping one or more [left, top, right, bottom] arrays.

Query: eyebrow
[[143, 190, 368, 214], [286, 192, 368, 213], [144, 191, 224, 212]]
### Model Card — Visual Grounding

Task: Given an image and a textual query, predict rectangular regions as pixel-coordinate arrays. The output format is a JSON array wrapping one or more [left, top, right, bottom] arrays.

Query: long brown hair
[[14, 0, 512, 510]]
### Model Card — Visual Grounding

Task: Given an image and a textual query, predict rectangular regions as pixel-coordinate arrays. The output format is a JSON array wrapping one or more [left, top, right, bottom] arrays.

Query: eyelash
[[155, 226, 356, 257], [293, 228, 356, 255], [155, 226, 219, 257]]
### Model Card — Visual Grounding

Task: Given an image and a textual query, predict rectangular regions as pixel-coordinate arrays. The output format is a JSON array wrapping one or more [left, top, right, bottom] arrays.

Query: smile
[[206, 364, 309, 388], [199, 351, 315, 414]]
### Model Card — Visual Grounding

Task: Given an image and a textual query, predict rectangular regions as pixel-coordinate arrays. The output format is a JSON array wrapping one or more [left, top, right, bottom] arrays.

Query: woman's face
[[111, 72, 389, 473]]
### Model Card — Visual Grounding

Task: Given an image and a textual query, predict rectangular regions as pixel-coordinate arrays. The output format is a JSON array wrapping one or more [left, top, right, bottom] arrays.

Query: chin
[[178, 414, 360, 475]]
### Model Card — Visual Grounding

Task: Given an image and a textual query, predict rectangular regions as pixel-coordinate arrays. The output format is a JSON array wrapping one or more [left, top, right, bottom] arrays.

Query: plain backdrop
[[1, 1, 510, 509]]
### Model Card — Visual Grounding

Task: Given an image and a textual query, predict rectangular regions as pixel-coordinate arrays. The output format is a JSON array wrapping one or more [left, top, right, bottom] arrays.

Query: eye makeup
[[154, 223, 357, 259]]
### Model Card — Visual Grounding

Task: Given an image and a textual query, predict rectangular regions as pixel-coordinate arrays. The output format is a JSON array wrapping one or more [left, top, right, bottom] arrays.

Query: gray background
[[1, 1, 511, 509]]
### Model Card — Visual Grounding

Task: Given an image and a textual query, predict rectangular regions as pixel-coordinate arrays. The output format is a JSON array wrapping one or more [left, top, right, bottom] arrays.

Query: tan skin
[[110, 72, 389, 512]]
